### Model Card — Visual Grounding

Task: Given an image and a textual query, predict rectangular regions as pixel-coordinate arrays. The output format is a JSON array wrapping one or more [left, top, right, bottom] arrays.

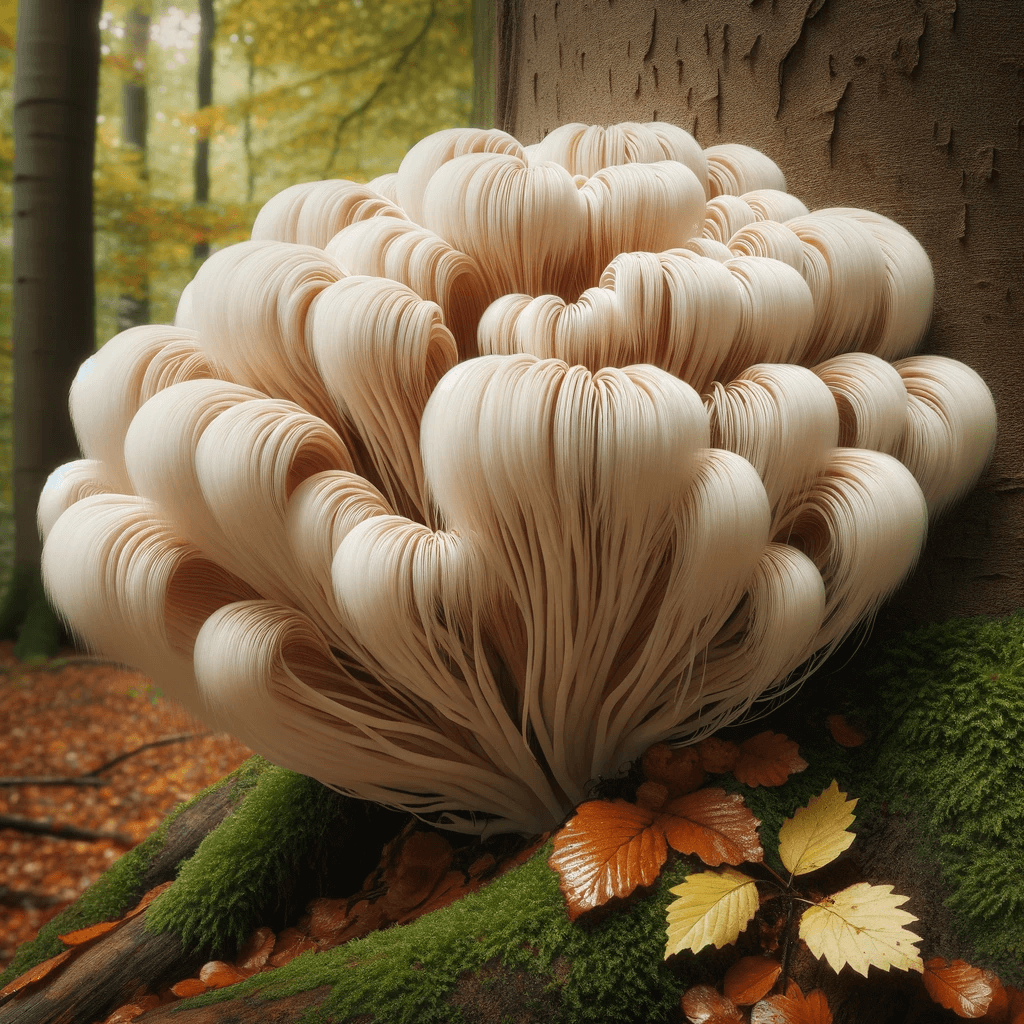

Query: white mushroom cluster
[[39, 122, 996, 834]]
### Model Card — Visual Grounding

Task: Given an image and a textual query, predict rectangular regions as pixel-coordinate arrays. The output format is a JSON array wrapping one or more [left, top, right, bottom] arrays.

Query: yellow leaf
[[799, 882, 923, 977], [664, 867, 759, 958], [778, 780, 857, 876]]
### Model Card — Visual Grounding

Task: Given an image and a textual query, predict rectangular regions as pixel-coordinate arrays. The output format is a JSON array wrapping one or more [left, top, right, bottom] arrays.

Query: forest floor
[[0, 643, 252, 968]]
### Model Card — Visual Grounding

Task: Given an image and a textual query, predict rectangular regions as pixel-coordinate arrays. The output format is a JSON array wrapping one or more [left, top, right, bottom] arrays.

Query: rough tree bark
[[496, 0, 1024, 625], [1, 0, 103, 655]]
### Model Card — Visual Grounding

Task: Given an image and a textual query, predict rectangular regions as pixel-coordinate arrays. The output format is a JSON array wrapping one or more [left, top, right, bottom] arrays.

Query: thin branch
[[0, 813, 131, 844], [0, 732, 209, 787], [322, 1, 437, 176], [0, 885, 65, 909]]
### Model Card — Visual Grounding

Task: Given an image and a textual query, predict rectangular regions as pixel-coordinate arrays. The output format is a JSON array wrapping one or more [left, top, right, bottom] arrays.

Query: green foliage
[[145, 765, 362, 952], [177, 843, 694, 1024], [0, 755, 271, 990]]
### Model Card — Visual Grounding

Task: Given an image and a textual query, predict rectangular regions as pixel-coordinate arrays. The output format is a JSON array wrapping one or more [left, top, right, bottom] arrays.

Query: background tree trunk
[[495, 0, 1023, 624], [3, 0, 103, 654], [116, 4, 152, 334], [192, 0, 214, 263]]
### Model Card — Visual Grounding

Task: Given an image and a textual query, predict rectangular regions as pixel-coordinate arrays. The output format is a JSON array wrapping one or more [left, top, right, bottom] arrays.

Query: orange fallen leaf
[[826, 714, 866, 748], [923, 958, 997, 1018], [980, 981, 1010, 1024], [1004, 986, 1024, 1024], [58, 919, 121, 946], [468, 852, 496, 878], [305, 897, 349, 940], [125, 880, 175, 919], [0, 950, 74, 998], [198, 960, 248, 989], [100, 1004, 148, 1024], [723, 955, 782, 1006], [235, 925, 275, 972], [268, 927, 317, 967], [170, 978, 207, 998], [643, 743, 705, 795], [636, 780, 670, 812], [697, 736, 740, 774], [733, 732, 807, 787], [751, 983, 832, 1023], [681, 983, 743, 1022], [333, 898, 386, 946], [660, 789, 764, 867], [381, 831, 453, 912], [548, 798, 666, 919]]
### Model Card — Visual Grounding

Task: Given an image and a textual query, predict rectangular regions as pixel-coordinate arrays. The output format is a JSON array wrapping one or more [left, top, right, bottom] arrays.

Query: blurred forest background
[[0, 0, 475, 609]]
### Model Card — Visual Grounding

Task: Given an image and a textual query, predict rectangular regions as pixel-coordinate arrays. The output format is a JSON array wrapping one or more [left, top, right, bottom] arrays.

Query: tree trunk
[[5, 0, 102, 654], [192, 0, 214, 263], [115, 4, 151, 334], [495, 0, 1024, 624]]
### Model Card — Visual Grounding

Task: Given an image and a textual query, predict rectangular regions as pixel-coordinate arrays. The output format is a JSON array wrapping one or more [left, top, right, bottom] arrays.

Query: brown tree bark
[[4, 0, 103, 654], [496, 0, 1024, 624]]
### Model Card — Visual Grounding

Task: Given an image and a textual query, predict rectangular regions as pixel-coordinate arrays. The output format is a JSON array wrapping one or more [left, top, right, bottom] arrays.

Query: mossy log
[[2, 612, 1023, 1024]]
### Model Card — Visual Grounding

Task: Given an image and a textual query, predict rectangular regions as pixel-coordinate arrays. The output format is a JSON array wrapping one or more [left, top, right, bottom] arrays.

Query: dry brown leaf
[[198, 960, 248, 989], [642, 743, 705, 795], [723, 955, 782, 1005], [681, 983, 744, 1022], [660, 789, 764, 866], [305, 897, 349, 940], [124, 880, 175, 919], [235, 925, 275, 972], [170, 978, 207, 998], [58, 919, 121, 946], [697, 736, 740, 774], [751, 983, 833, 1024], [0, 949, 73, 999], [381, 831, 453, 913], [923, 957, 997, 1018], [268, 927, 317, 967], [733, 732, 808, 787], [549, 798, 666, 919], [825, 714, 867, 747], [333, 898, 387, 946]]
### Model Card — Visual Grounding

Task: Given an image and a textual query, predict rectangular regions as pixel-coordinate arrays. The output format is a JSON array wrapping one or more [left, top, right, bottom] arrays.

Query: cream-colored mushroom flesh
[[41, 122, 996, 834]]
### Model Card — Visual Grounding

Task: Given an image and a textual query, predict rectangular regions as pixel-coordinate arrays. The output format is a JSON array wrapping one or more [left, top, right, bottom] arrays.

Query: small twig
[[87, 732, 210, 776], [0, 732, 210, 787], [0, 885, 66, 909], [0, 813, 131, 844], [0, 776, 104, 787]]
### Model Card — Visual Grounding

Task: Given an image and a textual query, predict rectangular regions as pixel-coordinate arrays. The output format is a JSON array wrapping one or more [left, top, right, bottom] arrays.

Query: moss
[[855, 612, 1024, 970], [0, 755, 270, 989], [176, 842, 696, 1024], [144, 765, 362, 953]]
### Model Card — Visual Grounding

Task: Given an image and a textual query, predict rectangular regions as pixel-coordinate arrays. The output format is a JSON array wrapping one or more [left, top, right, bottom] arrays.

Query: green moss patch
[[145, 765, 366, 952], [178, 842, 696, 1024]]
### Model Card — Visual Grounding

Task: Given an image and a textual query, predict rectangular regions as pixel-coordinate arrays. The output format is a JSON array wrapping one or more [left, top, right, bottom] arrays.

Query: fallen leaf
[[1004, 986, 1024, 1024], [981, 982, 1010, 1024], [723, 956, 782, 1005], [733, 732, 807, 787], [100, 1005, 148, 1024], [778, 781, 857, 877], [380, 831, 453, 912], [799, 882, 923, 976], [825, 714, 866, 747], [58, 919, 121, 946], [305, 897, 349, 940], [198, 960, 248, 989], [0, 949, 73, 998], [923, 958, 997, 1018], [549, 799, 666, 919], [235, 925, 275, 971], [636, 781, 670, 812], [268, 927, 317, 967], [170, 978, 207, 998], [751, 984, 833, 1023], [643, 744, 705, 795], [681, 983, 743, 1022], [660, 789, 764, 866], [697, 737, 740, 774], [665, 868, 759, 958], [124, 880, 175, 919]]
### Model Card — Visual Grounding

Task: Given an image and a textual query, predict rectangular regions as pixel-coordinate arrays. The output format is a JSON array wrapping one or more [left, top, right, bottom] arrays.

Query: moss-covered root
[[146, 844, 696, 1024], [0, 757, 272, 991]]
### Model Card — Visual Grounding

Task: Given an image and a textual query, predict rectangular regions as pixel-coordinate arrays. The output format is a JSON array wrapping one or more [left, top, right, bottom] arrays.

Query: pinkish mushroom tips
[[40, 122, 996, 835]]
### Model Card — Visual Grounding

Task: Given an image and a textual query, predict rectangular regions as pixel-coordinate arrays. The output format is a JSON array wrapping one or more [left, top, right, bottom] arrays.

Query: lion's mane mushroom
[[38, 122, 996, 834]]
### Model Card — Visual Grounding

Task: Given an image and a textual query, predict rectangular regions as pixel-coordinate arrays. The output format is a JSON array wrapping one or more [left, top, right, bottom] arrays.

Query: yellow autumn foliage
[[777, 779, 857, 877], [664, 868, 759, 958]]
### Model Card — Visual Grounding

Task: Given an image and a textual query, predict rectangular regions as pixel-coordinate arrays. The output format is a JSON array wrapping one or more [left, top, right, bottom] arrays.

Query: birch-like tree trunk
[[3, 0, 102, 652], [496, 0, 1023, 624]]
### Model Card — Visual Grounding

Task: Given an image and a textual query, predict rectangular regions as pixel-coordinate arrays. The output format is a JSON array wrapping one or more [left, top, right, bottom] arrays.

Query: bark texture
[[497, 0, 1023, 623], [11, 0, 102, 572]]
